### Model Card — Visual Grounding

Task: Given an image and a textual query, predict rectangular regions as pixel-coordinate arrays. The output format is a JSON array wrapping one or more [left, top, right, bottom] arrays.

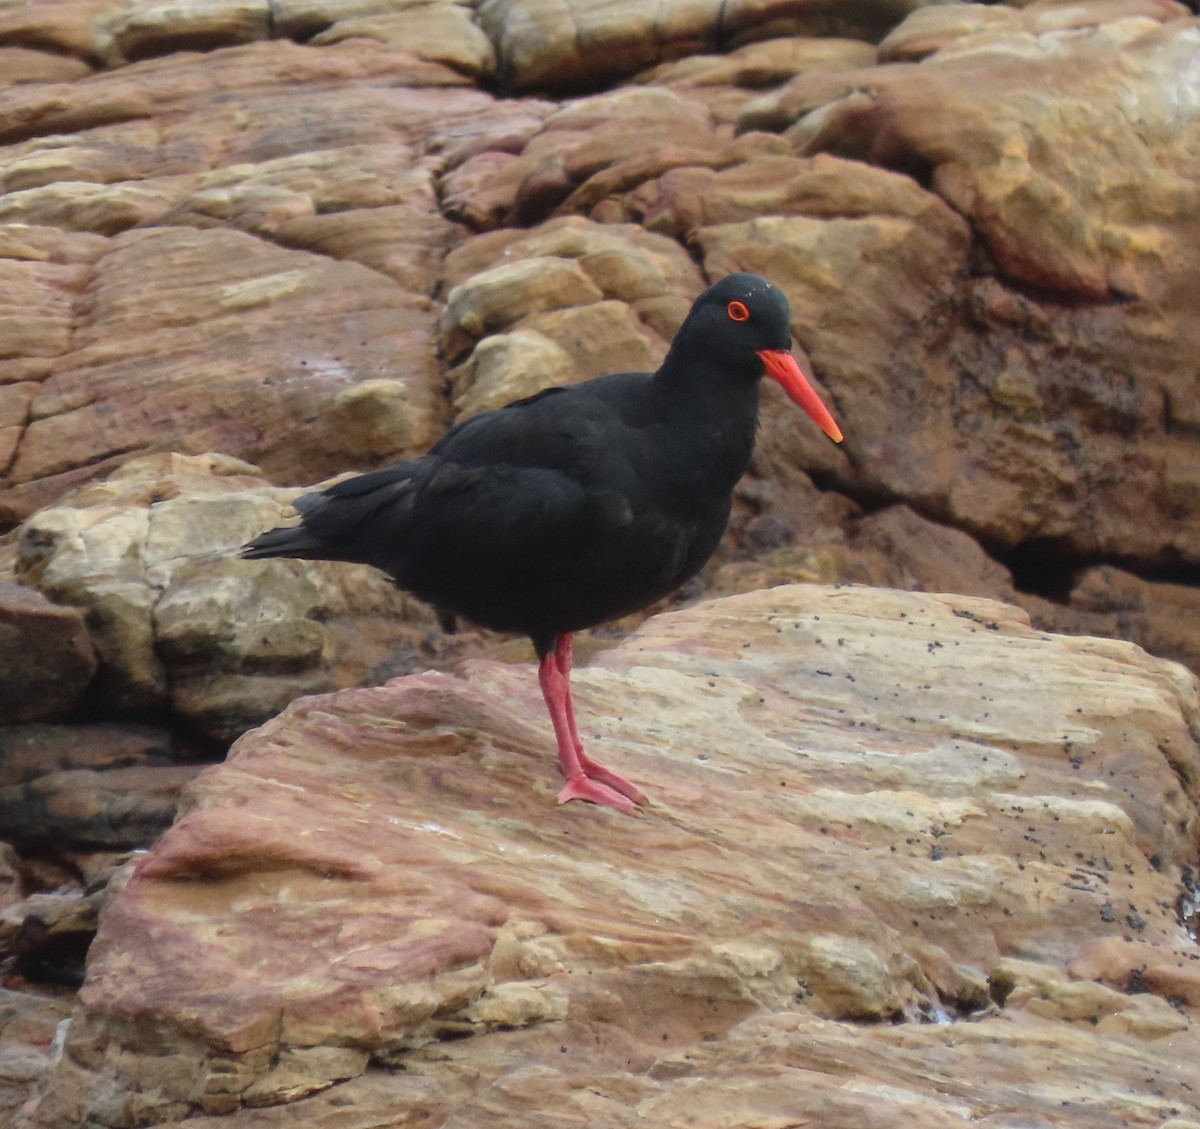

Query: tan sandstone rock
[[636, 36, 878, 125], [2, 4, 1200, 1125], [878, 0, 1190, 63], [717, 17, 1200, 570], [477, 0, 939, 92], [439, 218, 703, 420], [16, 585, 1200, 1126], [11, 454, 444, 739], [0, 39, 545, 525], [2, 226, 443, 525], [311, 3, 497, 79]]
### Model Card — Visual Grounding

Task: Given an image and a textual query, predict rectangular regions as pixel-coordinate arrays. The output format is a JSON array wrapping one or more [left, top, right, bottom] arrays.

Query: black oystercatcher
[[242, 273, 843, 813]]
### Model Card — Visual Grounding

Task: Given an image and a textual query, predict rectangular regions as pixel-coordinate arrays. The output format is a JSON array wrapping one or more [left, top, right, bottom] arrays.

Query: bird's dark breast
[[377, 374, 758, 642]]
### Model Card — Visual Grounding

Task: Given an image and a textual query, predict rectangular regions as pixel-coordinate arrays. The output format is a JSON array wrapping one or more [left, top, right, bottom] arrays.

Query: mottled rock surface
[[10, 453, 454, 741], [0, 41, 537, 525], [0, 581, 96, 722], [1, 0, 1198, 685], [17, 586, 1200, 1127], [3, 0, 1200, 1120]]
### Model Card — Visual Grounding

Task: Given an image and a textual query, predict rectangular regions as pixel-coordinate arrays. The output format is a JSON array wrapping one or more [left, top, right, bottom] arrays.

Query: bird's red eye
[[727, 300, 750, 322]]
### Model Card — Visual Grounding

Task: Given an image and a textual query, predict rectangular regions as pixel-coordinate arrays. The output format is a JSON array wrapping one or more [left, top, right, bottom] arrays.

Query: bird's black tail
[[241, 461, 422, 568], [239, 524, 336, 561]]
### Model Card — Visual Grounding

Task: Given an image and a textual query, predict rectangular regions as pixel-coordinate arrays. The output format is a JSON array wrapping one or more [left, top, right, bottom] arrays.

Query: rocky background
[[1, 0, 1199, 1125]]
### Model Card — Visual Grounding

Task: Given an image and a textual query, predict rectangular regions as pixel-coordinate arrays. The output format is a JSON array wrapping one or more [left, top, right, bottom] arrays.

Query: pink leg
[[537, 635, 644, 813], [553, 637, 645, 804]]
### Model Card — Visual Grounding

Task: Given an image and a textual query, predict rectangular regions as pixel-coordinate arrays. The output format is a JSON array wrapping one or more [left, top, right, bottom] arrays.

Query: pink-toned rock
[[439, 86, 729, 232], [632, 148, 968, 240], [17, 585, 1200, 1126], [0, 226, 106, 392], [0, 39, 548, 524], [0, 47, 93, 87], [2, 226, 443, 525], [0, 987, 72, 1123]]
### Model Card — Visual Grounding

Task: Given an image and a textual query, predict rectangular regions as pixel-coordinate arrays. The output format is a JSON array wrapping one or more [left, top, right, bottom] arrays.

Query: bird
[[242, 272, 843, 814]]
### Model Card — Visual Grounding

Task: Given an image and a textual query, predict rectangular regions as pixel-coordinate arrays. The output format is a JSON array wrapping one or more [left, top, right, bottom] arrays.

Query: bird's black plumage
[[242, 272, 842, 812]]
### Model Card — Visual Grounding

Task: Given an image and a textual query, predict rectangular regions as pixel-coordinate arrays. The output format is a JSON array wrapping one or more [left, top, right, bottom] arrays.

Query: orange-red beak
[[756, 349, 844, 443]]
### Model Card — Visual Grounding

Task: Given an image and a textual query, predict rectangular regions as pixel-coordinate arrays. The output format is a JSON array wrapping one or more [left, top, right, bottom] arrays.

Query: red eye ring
[[727, 300, 750, 322]]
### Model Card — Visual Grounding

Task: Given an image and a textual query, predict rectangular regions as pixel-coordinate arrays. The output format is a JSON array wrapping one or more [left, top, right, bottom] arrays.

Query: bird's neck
[[654, 351, 764, 427], [649, 361, 763, 494]]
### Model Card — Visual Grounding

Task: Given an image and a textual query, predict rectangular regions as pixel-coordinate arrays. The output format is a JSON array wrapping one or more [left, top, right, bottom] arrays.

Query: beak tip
[[757, 348, 844, 445]]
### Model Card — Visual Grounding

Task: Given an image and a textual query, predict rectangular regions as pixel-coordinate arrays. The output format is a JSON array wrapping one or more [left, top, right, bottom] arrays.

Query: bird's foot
[[557, 773, 640, 815], [574, 755, 646, 805]]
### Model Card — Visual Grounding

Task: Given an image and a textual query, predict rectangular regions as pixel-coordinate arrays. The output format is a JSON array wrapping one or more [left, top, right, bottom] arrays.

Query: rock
[[11, 453, 447, 738], [440, 87, 725, 230], [449, 328, 577, 419], [2, 8, 1190, 623], [0, 987, 72, 1124], [1, 7, 1200, 1117], [0, 582, 97, 723], [878, 0, 1189, 63], [0, 766, 200, 852], [0, 0, 111, 62], [992, 956, 1188, 1038], [0, 724, 177, 782], [438, 256, 606, 361], [95, 0, 271, 66], [1036, 565, 1200, 679], [777, 18, 1197, 303], [632, 150, 967, 241], [439, 217, 702, 421], [840, 505, 1017, 597], [1, 888, 104, 986], [0, 48, 93, 87], [311, 4, 497, 79], [477, 0, 930, 93], [441, 215, 702, 312], [0, 226, 107, 394], [710, 503, 1019, 605], [636, 37, 878, 125], [0, 39, 533, 525], [710, 17, 1200, 570], [2, 226, 444, 526], [17, 586, 1200, 1126], [1070, 935, 1200, 1009], [0, 843, 18, 929]]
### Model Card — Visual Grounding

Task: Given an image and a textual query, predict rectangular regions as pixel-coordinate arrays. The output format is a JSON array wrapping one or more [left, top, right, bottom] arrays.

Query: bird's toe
[[557, 774, 640, 815]]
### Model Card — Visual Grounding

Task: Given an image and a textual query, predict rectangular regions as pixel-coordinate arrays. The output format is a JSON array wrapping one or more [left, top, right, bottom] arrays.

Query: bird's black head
[[671, 273, 794, 369], [665, 272, 843, 443]]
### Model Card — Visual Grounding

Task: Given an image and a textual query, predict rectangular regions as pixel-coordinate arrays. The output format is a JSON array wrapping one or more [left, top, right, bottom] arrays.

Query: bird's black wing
[[243, 375, 680, 636]]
